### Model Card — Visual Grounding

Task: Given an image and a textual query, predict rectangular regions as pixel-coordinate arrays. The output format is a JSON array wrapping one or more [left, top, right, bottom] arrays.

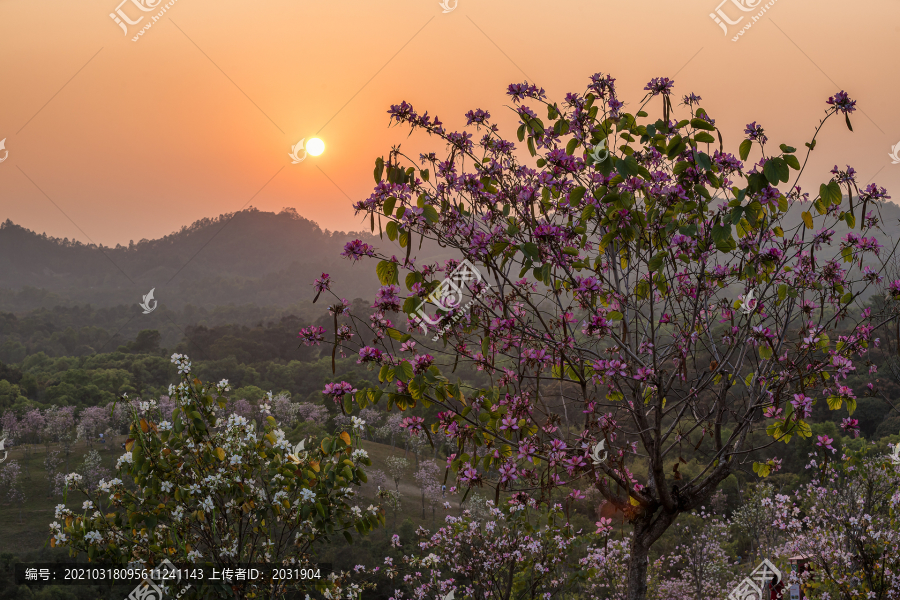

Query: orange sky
[[1, 0, 899, 247]]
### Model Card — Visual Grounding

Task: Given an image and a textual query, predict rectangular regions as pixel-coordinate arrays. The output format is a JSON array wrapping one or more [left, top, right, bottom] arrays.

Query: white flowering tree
[[772, 451, 900, 599], [50, 353, 383, 600], [383, 499, 589, 600]]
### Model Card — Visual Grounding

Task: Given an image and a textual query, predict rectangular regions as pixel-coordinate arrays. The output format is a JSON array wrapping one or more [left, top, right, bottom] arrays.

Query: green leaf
[[690, 118, 715, 131], [712, 224, 735, 251], [565, 138, 580, 156], [616, 155, 641, 177], [763, 159, 779, 185], [696, 151, 712, 171], [402, 296, 420, 316], [841, 246, 854, 263], [784, 154, 801, 170], [387, 328, 411, 342], [802, 211, 813, 229], [821, 182, 842, 206], [420, 168, 430, 182], [376, 260, 399, 285], [386, 221, 398, 241], [374, 157, 384, 183], [517, 124, 526, 142], [774, 158, 790, 183], [648, 252, 666, 272], [527, 137, 536, 157], [758, 344, 773, 360], [753, 461, 772, 478], [826, 395, 843, 411], [569, 186, 587, 206], [422, 205, 439, 224], [779, 144, 797, 153], [666, 135, 686, 159], [739, 139, 752, 161], [694, 132, 716, 144], [607, 311, 623, 321], [383, 197, 396, 216]]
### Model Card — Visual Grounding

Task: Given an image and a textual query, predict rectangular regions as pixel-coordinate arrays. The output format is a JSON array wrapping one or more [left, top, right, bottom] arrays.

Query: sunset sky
[[1, 0, 899, 247]]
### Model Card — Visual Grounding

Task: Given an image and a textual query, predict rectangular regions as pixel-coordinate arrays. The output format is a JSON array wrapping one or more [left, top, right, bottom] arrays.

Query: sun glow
[[306, 138, 325, 156]]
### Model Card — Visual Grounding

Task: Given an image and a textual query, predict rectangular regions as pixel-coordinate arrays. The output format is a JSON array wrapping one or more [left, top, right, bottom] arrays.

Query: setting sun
[[306, 137, 325, 156]]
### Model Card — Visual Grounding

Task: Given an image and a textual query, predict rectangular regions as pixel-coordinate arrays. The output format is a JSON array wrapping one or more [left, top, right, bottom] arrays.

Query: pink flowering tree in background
[[43, 405, 76, 471], [649, 507, 736, 600], [580, 533, 630, 600], [295, 402, 330, 427], [383, 500, 588, 600], [1, 411, 19, 445], [0, 460, 26, 523], [375, 412, 404, 448], [772, 450, 900, 599], [76, 405, 110, 448], [305, 69, 898, 600], [729, 482, 784, 565], [413, 459, 441, 519]]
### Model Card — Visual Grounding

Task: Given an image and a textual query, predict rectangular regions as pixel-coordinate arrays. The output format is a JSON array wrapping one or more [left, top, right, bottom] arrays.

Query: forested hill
[[0, 208, 388, 311], [2, 199, 900, 313]]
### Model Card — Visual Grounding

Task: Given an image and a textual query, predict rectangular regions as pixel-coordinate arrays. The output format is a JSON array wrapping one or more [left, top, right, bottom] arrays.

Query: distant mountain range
[[0, 207, 388, 312], [2, 199, 899, 314]]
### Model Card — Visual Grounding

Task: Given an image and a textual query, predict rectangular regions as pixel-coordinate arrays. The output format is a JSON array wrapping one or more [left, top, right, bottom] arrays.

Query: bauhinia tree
[[306, 71, 895, 599]]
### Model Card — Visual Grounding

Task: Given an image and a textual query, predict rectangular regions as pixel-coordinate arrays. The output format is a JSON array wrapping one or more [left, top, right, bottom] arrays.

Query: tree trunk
[[627, 525, 652, 600]]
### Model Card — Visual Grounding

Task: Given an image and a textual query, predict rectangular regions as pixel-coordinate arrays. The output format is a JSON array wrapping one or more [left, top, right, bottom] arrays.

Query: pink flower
[[298, 325, 326, 346], [595, 517, 614, 534], [314, 273, 331, 294], [816, 435, 835, 452], [322, 381, 358, 404], [840, 418, 860, 438], [400, 416, 425, 436], [357, 346, 383, 364], [411, 354, 434, 374], [341, 240, 376, 262]]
